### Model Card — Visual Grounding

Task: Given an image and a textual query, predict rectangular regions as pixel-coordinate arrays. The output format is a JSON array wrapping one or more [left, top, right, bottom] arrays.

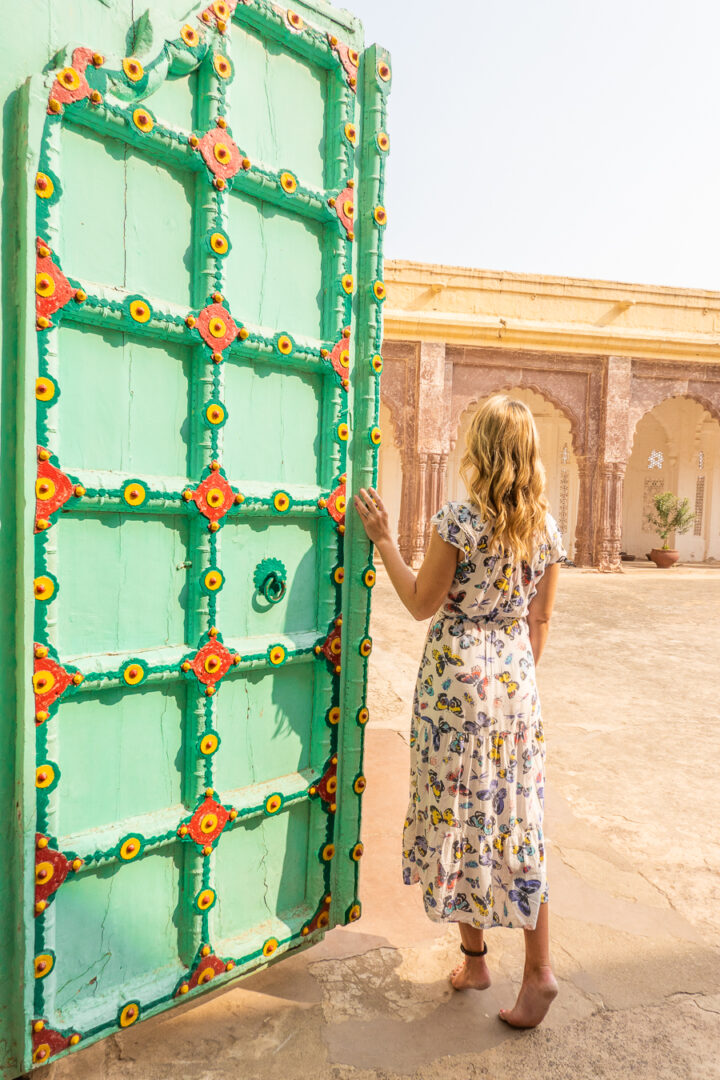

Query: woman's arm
[[527, 562, 560, 664], [353, 488, 458, 621]]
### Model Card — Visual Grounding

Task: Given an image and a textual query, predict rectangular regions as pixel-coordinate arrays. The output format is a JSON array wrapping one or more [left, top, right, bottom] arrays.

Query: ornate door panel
[[11, 2, 390, 1073]]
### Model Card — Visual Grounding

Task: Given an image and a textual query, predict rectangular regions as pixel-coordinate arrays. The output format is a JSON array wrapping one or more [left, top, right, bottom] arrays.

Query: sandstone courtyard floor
[[51, 563, 720, 1080]]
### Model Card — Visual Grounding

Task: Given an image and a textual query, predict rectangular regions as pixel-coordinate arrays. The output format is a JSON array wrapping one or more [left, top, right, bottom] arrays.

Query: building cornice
[[383, 260, 720, 364], [382, 309, 720, 364]]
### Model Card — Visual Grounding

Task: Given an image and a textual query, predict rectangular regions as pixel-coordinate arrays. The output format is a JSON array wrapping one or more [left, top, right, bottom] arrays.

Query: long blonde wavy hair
[[460, 394, 550, 561]]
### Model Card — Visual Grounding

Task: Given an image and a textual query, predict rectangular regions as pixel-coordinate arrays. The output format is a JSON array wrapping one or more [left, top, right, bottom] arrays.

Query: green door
[[10, 2, 390, 1073]]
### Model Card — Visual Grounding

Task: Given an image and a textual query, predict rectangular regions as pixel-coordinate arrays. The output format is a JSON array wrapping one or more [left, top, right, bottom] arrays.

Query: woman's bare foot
[[498, 965, 558, 1027], [449, 955, 492, 991]]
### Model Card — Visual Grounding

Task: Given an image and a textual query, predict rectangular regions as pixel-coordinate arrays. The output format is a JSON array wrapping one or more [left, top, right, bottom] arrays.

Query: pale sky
[[351, 0, 720, 291]]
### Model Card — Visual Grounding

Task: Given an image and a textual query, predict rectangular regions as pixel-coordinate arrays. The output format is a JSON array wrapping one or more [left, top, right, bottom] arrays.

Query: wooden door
[[10, 2, 390, 1073]]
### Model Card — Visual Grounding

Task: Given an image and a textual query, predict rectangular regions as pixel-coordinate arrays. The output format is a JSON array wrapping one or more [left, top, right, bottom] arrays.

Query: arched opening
[[377, 400, 403, 545], [447, 387, 579, 559], [622, 396, 720, 561]]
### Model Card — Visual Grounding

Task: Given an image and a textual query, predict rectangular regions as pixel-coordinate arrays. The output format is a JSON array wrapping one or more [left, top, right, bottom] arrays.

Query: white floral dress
[[402, 501, 566, 930]]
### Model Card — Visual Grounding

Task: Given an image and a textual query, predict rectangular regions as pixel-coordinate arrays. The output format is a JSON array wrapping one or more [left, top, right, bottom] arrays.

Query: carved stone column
[[573, 456, 595, 567], [411, 453, 429, 567], [593, 356, 633, 571], [397, 449, 415, 562], [595, 461, 627, 571]]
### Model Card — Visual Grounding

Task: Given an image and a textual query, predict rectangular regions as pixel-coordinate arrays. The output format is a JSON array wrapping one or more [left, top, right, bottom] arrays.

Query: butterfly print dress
[[402, 501, 566, 930]]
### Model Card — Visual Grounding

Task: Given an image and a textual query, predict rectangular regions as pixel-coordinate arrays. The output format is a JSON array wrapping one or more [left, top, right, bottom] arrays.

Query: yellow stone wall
[[384, 260, 720, 364]]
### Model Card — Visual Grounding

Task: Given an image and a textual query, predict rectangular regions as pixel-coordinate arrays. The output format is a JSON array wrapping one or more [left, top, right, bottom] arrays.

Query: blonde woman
[[354, 394, 566, 1029]]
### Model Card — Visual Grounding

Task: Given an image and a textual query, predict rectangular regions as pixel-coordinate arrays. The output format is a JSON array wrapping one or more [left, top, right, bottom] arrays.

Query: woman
[[354, 394, 565, 1029]]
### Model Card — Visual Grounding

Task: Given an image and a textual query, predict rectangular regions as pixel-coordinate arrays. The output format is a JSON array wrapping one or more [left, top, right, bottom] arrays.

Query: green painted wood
[[3, 2, 387, 1076]]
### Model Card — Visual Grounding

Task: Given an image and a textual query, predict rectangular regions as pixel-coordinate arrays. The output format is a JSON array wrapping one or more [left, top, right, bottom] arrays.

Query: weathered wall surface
[[380, 261, 720, 569]]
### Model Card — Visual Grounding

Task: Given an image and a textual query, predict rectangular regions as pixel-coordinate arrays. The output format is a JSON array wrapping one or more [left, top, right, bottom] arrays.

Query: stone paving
[[50, 564, 720, 1080]]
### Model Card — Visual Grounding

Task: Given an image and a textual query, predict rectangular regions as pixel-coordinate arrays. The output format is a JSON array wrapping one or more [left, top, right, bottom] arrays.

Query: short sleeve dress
[[402, 501, 566, 930]]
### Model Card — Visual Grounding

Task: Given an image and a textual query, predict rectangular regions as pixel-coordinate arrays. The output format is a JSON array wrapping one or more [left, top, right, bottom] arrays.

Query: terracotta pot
[[648, 548, 680, 568]]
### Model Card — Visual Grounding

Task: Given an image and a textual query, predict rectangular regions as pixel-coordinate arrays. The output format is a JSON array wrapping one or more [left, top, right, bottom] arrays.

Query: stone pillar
[[595, 461, 627, 571], [397, 449, 415, 563], [409, 342, 451, 567], [573, 456, 596, 567], [411, 452, 429, 566], [594, 356, 632, 571]]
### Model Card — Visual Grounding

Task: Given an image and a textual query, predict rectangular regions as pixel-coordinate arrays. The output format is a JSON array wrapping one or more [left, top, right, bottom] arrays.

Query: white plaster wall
[[448, 388, 579, 559], [622, 397, 720, 561]]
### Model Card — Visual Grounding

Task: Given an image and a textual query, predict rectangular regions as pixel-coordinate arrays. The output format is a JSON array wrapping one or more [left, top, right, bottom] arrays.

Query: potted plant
[[645, 491, 695, 567]]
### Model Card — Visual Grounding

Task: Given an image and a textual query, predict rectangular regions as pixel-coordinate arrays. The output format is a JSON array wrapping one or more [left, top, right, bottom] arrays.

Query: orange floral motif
[[327, 329, 351, 386], [197, 126, 242, 180], [189, 468, 238, 524], [327, 35, 359, 90], [35, 239, 75, 323], [315, 618, 343, 672], [176, 952, 227, 995], [32, 1025, 77, 1066], [33, 649, 74, 718], [325, 481, 347, 525], [185, 795, 231, 846], [331, 182, 355, 239], [309, 755, 338, 807], [302, 893, 332, 936], [34, 834, 70, 912], [196, 302, 238, 353], [185, 636, 238, 687], [35, 448, 76, 531], [48, 47, 96, 111]]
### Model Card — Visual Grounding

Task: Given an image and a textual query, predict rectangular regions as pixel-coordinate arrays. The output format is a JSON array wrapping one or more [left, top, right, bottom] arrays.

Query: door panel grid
[[18, 2, 390, 1072]]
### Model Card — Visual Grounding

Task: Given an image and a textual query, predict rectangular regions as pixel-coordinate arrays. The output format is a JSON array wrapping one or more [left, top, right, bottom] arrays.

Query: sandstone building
[[378, 262, 720, 569]]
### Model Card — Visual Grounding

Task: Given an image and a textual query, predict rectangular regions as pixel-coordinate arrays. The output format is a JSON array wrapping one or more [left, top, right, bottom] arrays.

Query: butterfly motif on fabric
[[451, 837, 475, 861], [436, 862, 462, 889], [478, 778, 507, 814], [455, 560, 476, 584], [503, 619, 523, 640], [508, 877, 542, 917], [448, 730, 468, 755], [521, 561, 533, 586], [493, 564, 513, 593], [496, 671, 519, 697], [428, 770, 445, 799], [436, 692, 463, 715], [433, 644, 464, 675], [456, 668, 489, 699], [446, 768, 472, 798]]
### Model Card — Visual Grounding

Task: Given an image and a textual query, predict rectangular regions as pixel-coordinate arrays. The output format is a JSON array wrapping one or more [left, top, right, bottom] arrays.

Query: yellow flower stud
[[280, 172, 298, 194], [123, 482, 146, 507], [119, 1002, 140, 1028], [129, 299, 151, 323], [122, 58, 144, 82], [197, 888, 216, 911], [342, 274, 353, 294], [263, 937, 279, 957], [119, 836, 142, 861], [132, 108, 154, 133], [214, 54, 232, 78], [35, 173, 54, 199], [269, 645, 286, 666], [181, 24, 200, 47], [210, 231, 229, 255]]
